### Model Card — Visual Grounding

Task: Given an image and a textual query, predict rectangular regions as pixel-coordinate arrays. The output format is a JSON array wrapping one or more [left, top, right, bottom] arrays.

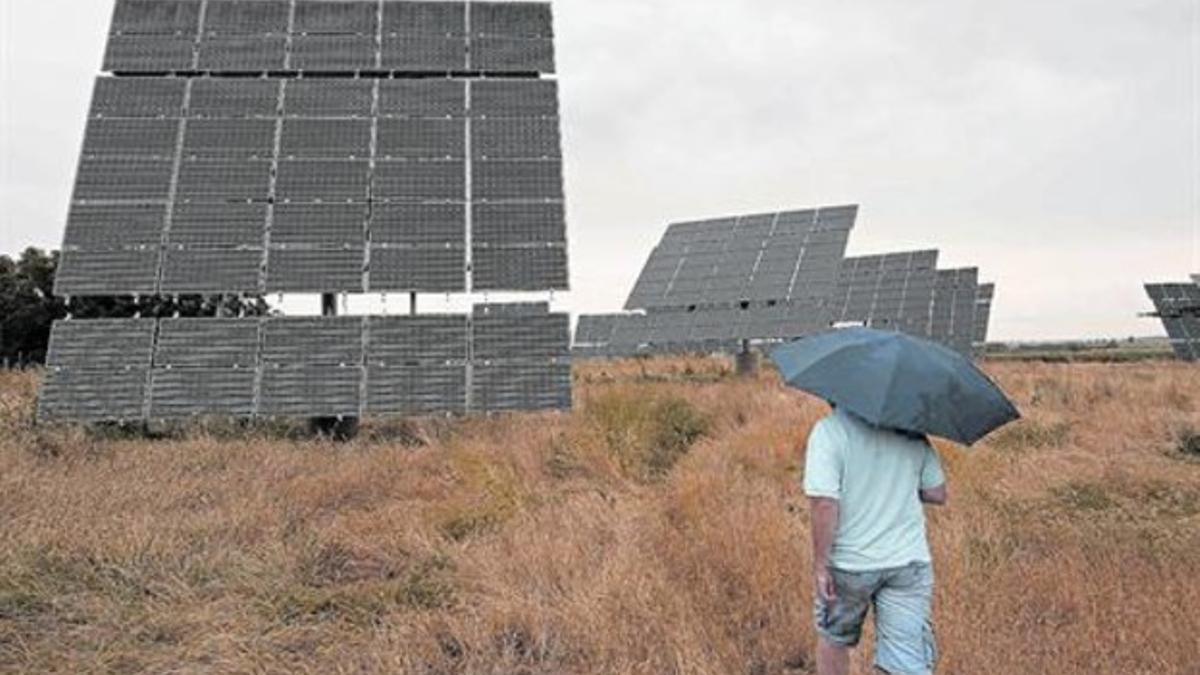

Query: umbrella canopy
[[770, 327, 1020, 446]]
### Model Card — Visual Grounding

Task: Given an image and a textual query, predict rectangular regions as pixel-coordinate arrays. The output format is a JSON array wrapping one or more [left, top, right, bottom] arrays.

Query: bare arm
[[809, 496, 840, 600], [920, 483, 948, 506]]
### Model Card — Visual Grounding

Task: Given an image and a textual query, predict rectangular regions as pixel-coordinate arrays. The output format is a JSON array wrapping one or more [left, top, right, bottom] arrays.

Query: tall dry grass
[[1, 359, 1198, 674]]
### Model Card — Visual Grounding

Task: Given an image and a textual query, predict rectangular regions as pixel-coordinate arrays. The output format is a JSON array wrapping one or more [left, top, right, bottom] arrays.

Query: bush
[[584, 390, 711, 481]]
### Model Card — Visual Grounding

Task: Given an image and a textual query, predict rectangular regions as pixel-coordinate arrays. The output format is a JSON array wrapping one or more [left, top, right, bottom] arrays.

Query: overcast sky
[[1, 0, 1197, 341]]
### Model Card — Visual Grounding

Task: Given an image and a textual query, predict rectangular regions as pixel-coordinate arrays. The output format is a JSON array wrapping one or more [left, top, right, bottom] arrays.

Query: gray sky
[[2, 0, 1197, 341]]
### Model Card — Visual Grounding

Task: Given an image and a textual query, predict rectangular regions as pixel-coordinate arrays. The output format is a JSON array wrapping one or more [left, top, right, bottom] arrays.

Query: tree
[[0, 247, 272, 368]]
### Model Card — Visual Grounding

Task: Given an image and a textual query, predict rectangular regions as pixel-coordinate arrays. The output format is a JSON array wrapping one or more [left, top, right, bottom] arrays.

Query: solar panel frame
[[161, 248, 265, 294], [368, 246, 467, 293], [63, 203, 168, 251], [168, 202, 268, 247], [266, 248, 366, 293]]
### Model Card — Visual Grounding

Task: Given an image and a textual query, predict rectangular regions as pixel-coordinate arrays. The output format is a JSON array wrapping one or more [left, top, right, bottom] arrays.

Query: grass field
[[1, 359, 1199, 674]]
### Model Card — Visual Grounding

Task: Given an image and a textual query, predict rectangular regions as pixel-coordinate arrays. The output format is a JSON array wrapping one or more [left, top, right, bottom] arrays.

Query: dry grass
[[1, 359, 1198, 674]]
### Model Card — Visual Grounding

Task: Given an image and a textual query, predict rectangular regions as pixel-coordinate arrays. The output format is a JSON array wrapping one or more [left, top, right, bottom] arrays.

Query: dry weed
[[0, 360, 1197, 674]]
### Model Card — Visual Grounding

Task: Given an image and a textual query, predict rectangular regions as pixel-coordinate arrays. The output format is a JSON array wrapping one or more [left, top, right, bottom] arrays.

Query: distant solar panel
[[974, 283, 995, 347], [1144, 281, 1200, 362], [830, 250, 939, 337], [625, 206, 857, 311], [930, 268, 979, 355]]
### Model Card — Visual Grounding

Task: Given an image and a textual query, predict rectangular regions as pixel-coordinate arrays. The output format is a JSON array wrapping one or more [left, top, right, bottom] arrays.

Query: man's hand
[[815, 564, 837, 602]]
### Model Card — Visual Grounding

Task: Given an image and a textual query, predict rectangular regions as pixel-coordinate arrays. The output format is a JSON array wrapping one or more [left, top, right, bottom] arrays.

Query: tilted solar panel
[[830, 250, 940, 338], [625, 205, 857, 312]]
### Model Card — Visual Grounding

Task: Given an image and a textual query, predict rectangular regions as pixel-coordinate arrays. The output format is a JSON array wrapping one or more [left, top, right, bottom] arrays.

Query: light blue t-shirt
[[803, 408, 946, 572]]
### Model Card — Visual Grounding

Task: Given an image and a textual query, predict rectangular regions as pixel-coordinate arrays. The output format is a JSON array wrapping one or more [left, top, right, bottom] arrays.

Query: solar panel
[[1144, 280, 1200, 362], [150, 368, 257, 418], [48, 1, 572, 421], [162, 248, 264, 294], [930, 268, 979, 355], [368, 247, 466, 292], [625, 205, 857, 311], [266, 248, 366, 293], [974, 283, 995, 346], [830, 250, 940, 337], [169, 203, 268, 248], [40, 311, 572, 421]]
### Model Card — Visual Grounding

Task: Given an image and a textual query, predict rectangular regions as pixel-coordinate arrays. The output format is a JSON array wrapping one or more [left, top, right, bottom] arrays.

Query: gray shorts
[[814, 561, 937, 675]]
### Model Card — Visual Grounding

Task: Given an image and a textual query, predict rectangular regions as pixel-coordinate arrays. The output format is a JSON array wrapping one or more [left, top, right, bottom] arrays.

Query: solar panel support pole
[[310, 292, 359, 441], [735, 339, 758, 378], [409, 292, 417, 316]]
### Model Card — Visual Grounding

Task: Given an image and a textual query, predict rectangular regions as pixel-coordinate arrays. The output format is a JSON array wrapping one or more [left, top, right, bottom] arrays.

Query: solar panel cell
[[54, 249, 161, 296], [64, 203, 167, 250], [378, 80, 466, 117], [149, 368, 257, 418], [202, 1, 290, 35], [104, 36, 196, 72], [374, 160, 466, 201], [197, 36, 288, 71], [471, 2, 554, 38], [260, 366, 363, 417], [272, 203, 367, 246], [82, 118, 181, 157], [472, 246, 568, 291], [169, 202, 268, 247], [381, 36, 468, 71], [291, 36, 379, 70], [161, 248, 264, 294], [470, 37, 555, 73], [383, 1, 466, 36], [38, 368, 150, 422], [111, 0, 202, 36], [74, 158, 174, 201], [472, 118, 560, 159], [177, 159, 273, 201], [281, 118, 373, 158], [471, 202, 565, 245], [182, 119, 277, 157], [367, 365, 467, 415], [91, 77, 188, 117], [376, 119, 466, 158], [294, 2, 379, 35], [372, 203, 466, 246], [470, 80, 557, 117], [262, 317, 363, 365], [276, 160, 371, 201], [188, 79, 281, 117], [472, 160, 563, 200], [473, 312, 570, 360], [266, 248, 366, 292], [368, 315, 469, 364], [155, 319, 261, 368], [47, 319, 157, 369], [369, 247, 466, 292], [283, 79, 375, 117], [471, 362, 571, 412]]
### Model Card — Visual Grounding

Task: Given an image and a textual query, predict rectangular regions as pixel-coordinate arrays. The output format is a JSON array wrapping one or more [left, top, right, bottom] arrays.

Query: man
[[804, 406, 948, 675]]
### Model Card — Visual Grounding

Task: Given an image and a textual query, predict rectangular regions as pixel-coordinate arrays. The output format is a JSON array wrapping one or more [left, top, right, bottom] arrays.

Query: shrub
[[584, 390, 711, 481]]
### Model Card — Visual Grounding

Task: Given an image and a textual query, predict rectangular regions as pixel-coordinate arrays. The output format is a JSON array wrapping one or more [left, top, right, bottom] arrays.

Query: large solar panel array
[[575, 205, 997, 358], [57, 0, 568, 297], [43, 0, 572, 423], [38, 304, 571, 421], [1145, 281, 1200, 362]]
